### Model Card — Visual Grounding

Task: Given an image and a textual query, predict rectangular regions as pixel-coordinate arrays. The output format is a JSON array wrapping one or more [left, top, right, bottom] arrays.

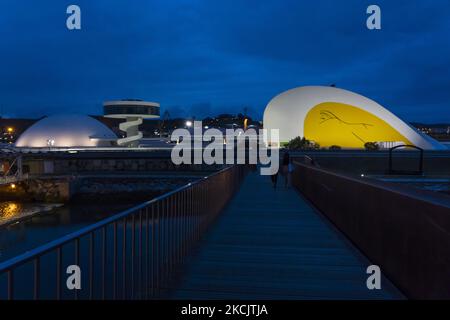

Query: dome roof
[[263, 86, 445, 150], [15, 114, 118, 148]]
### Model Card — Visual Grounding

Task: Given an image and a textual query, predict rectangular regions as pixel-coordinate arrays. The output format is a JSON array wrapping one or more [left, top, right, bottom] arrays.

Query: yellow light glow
[[304, 102, 412, 148], [0, 202, 20, 221], [10, 183, 16, 189], [7, 127, 13, 133]]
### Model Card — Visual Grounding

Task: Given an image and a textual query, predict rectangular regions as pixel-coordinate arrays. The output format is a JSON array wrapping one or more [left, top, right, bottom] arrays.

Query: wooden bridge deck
[[172, 171, 403, 299]]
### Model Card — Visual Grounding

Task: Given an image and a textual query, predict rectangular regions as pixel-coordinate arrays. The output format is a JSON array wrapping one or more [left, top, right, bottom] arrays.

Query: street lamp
[[47, 139, 55, 147]]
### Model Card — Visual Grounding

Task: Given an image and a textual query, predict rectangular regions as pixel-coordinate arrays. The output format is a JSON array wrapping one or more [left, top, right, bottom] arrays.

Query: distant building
[[411, 123, 450, 141], [104, 100, 160, 147], [263, 86, 446, 150], [0, 118, 42, 144]]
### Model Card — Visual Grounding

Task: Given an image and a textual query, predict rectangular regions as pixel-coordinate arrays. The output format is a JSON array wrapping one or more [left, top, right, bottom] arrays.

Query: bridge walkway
[[172, 170, 403, 299]]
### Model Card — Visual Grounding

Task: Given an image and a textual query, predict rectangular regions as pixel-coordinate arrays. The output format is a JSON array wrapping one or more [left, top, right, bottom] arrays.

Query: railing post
[[156, 201, 161, 296], [33, 258, 40, 300], [151, 204, 155, 297], [145, 207, 150, 299], [74, 238, 80, 300], [113, 222, 118, 300], [182, 190, 186, 264], [131, 214, 135, 299], [102, 227, 107, 300], [89, 232, 95, 300], [7, 270, 13, 300], [122, 218, 127, 299], [139, 210, 143, 299], [56, 247, 62, 300]]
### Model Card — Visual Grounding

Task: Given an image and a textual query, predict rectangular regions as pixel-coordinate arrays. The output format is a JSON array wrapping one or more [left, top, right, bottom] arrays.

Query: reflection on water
[[0, 202, 132, 262], [0, 202, 63, 226], [0, 202, 20, 222]]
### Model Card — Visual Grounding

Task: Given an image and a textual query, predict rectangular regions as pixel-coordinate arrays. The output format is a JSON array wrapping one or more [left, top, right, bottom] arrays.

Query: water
[[0, 202, 63, 227], [0, 202, 132, 263], [377, 177, 450, 195]]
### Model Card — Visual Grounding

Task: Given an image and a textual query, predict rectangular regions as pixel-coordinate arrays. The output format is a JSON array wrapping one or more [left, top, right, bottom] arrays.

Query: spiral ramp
[[117, 117, 144, 147], [103, 100, 161, 147]]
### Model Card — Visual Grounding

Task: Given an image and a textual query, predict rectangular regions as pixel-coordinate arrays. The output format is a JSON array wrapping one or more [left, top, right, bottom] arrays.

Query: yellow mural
[[304, 102, 412, 148]]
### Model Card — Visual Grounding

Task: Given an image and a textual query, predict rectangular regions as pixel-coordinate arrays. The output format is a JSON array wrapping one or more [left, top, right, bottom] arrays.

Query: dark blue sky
[[0, 0, 449, 122]]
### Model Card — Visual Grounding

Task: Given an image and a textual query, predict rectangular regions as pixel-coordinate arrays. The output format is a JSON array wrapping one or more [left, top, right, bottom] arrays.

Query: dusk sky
[[0, 0, 449, 122]]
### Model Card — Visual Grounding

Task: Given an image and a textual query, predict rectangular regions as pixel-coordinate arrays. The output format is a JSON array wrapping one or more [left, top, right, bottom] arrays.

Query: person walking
[[270, 170, 278, 189], [287, 159, 294, 188], [282, 151, 290, 188]]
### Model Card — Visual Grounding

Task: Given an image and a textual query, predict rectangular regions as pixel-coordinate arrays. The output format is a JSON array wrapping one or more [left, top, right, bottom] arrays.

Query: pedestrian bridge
[[172, 171, 402, 299], [0, 164, 407, 299]]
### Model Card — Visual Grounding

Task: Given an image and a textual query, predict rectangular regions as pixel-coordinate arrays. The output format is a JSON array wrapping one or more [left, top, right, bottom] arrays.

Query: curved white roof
[[263, 86, 445, 150], [15, 114, 118, 148]]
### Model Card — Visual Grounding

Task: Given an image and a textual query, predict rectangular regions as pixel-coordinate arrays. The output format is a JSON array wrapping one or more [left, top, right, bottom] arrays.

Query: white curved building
[[263, 86, 445, 150], [15, 114, 118, 148], [104, 100, 160, 147]]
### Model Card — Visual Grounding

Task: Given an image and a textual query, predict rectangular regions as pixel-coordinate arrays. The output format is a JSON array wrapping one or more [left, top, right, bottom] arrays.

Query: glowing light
[[186, 121, 193, 127], [47, 139, 55, 147], [0, 202, 20, 221], [7, 127, 14, 133], [10, 183, 16, 189]]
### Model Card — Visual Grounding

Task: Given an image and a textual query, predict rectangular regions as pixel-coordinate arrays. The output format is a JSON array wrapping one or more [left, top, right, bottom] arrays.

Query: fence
[[291, 160, 450, 299], [0, 165, 247, 300]]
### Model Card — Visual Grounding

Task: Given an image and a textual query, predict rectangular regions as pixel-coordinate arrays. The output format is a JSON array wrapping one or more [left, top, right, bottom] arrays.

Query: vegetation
[[286, 137, 320, 150], [328, 145, 342, 151], [364, 142, 380, 151]]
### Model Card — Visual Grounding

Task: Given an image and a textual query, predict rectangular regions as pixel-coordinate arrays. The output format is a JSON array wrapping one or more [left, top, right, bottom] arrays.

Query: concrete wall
[[1, 175, 196, 203], [24, 158, 224, 175], [0, 178, 75, 203], [292, 162, 450, 299], [289, 150, 450, 176]]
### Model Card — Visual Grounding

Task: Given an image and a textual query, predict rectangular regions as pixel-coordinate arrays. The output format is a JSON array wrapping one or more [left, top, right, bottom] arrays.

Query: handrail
[[0, 164, 247, 300], [297, 155, 320, 168], [388, 144, 424, 175], [0, 165, 233, 272], [4, 157, 18, 177], [291, 160, 450, 299]]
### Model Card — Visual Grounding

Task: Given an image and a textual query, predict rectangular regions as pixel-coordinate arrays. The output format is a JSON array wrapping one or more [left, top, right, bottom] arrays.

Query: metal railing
[[0, 154, 28, 185], [388, 144, 424, 175], [0, 165, 247, 300]]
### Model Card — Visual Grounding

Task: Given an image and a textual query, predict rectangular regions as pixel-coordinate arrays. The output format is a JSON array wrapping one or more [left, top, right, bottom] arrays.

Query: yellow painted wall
[[304, 102, 412, 148]]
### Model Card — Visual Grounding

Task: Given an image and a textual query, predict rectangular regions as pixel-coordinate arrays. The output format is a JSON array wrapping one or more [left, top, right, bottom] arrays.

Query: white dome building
[[15, 114, 118, 148], [263, 86, 446, 150]]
